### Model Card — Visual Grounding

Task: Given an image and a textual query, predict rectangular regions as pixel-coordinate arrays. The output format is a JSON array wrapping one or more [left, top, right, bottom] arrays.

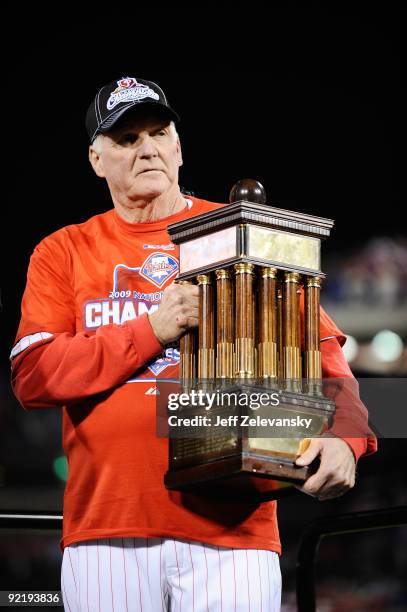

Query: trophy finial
[[229, 179, 267, 204]]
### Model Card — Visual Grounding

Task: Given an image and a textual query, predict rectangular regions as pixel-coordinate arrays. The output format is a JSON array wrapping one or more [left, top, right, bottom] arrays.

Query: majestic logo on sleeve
[[139, 252, 179, 288], [107, 77, 160, 110]]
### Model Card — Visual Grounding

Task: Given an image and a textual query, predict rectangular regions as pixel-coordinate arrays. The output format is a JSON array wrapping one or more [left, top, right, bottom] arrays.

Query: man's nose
[[137, 135, 158, 158]]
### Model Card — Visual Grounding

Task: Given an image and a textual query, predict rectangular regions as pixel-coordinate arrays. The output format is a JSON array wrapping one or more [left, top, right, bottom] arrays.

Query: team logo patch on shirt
[[148, 348, 180, 376], [139, 252, 179, 289], [107, 77, 159, 110]]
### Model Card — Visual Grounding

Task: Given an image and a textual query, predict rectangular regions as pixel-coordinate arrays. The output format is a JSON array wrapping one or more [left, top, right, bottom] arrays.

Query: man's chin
[[132, 176, 169, 196], [130, 187, 168, 201]]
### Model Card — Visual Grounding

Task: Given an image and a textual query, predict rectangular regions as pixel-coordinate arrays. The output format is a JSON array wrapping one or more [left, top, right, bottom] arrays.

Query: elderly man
[[11, 76, 376, 611]]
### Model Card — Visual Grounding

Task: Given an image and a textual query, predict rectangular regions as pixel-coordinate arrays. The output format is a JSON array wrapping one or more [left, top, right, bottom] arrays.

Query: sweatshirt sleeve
[[11, 236, 163, 409], [321, 337, 378, 461]]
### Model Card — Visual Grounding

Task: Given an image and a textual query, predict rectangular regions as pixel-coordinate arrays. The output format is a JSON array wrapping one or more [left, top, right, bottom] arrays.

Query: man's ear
[[177, 138, 183, 168], [89, 146, 106, 178]]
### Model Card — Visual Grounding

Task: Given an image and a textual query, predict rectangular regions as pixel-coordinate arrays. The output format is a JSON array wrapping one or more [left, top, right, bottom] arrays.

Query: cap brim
[[97, 102, 180, 136]]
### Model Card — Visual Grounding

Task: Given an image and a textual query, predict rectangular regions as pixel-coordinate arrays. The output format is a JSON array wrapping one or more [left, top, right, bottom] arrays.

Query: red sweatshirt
[[11, 196, 376, 553]]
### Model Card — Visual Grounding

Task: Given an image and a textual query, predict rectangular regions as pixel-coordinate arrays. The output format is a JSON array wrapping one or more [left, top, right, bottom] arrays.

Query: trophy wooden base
[[164, 451, 316, 502], [164, 383, 334, 501]]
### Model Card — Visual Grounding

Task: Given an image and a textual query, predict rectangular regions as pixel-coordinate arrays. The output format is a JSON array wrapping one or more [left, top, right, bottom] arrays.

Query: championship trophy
[[164, 180, 336, 500]]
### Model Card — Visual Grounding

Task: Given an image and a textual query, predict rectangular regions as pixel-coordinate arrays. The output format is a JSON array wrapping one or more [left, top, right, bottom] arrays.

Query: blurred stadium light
[[371, 330, 404, 362], [342, 335, 359, 363]]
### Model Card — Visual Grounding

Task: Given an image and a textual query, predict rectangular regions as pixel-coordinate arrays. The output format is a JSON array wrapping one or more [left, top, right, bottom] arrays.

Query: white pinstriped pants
[[62, 537, 281, 611]]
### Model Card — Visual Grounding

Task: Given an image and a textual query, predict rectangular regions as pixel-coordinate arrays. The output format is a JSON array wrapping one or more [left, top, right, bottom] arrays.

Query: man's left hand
[[294, 435, 356, 501]]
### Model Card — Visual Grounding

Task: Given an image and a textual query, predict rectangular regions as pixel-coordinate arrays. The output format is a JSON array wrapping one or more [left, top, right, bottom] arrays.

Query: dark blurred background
[[1, 5, 406, 610]]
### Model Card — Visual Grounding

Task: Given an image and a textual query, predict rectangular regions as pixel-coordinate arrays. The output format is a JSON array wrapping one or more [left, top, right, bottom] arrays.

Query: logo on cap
[[117, 77, 137, 89], [107, 77, 159, 110], [139, 252, 179, 288]]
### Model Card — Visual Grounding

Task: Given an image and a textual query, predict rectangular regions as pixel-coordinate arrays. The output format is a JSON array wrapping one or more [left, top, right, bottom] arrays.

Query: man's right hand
[[148, 283, 199, 345]]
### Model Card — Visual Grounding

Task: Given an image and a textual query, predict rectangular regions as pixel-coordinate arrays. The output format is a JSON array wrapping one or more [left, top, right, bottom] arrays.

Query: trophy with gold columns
[[164, 180, 335, 498]]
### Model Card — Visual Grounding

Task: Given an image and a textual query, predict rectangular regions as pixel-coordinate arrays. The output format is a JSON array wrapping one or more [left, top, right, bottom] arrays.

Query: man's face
[[90, 113, 182, 203]]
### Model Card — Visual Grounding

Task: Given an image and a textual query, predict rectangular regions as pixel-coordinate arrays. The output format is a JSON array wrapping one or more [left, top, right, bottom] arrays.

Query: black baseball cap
[[86, 76, 180, 143]]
